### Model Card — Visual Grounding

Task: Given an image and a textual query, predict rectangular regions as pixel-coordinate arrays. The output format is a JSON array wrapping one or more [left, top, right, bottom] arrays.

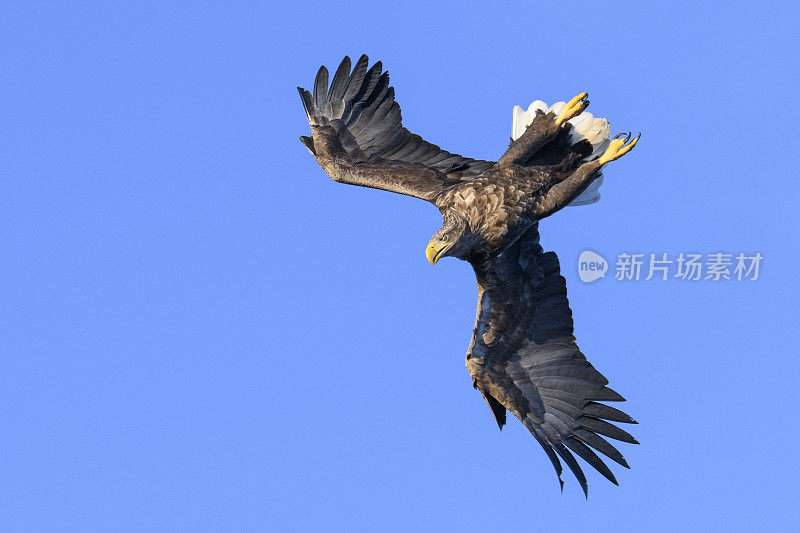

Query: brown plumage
[[298, 55, 640, 496]]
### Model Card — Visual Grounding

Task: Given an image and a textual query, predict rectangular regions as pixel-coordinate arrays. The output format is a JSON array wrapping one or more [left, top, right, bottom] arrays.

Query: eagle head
[[426, 212, 472, 264]]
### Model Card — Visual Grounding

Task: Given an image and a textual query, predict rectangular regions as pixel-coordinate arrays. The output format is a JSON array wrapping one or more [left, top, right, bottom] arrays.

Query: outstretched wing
[[298, 55, 495, 200], [466, 224, 637, 495]]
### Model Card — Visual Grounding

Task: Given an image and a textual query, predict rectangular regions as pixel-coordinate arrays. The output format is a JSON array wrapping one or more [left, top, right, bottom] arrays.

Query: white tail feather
[[511, 101, 610, 206]]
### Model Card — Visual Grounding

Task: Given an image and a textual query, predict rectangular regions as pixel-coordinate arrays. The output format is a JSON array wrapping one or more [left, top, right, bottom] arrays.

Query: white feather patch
[[511, 101, 611, 206]]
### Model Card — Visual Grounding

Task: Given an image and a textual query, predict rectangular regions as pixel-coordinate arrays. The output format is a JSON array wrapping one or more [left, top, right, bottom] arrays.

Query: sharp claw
[[601, 131, 641, 164]]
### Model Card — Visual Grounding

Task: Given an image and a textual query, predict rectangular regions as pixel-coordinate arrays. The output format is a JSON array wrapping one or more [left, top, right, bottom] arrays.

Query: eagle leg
[[536, 159, 604, 218], [599, 132, 641, 164], [497, 92, 589, 168], [555, 92, 589, 126], [534, 131, 640, 218]]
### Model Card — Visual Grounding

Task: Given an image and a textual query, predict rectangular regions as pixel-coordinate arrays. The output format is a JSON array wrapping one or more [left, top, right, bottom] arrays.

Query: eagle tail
[[511, 101, 611, 206]]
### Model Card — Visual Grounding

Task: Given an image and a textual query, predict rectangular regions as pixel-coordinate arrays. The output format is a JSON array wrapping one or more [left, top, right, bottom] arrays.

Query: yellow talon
[[599, 132, 640, 165], [555, 92, 589, 125]]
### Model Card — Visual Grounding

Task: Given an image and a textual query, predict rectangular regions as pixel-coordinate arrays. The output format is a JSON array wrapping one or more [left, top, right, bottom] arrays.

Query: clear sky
[[2, 1, 799, 531]]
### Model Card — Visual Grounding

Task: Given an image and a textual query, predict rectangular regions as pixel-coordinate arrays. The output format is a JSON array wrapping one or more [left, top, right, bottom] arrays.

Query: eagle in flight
[[298, 55, 640, 495]]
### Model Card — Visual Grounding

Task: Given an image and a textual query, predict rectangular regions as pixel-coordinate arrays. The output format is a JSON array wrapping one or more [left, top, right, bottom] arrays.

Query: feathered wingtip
[[298, 55, 373, 126], [297, 87, 314, 121]]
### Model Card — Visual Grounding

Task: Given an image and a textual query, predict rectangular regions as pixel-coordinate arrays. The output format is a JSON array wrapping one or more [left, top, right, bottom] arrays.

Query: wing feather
[[578, 417, 639, 444], [564, 437, 618, 486], [313, 66, 328, 109], [572, 428, 630, 468], [467, 224, 636, 495], [582, 402, 638, 424], [342, 54, 369, 102], [298, 55, 495, 193]]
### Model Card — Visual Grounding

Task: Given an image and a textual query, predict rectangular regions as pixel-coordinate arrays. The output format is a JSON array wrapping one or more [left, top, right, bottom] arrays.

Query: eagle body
[[434, 162, 588, 257], [298, 55, 640, 495]]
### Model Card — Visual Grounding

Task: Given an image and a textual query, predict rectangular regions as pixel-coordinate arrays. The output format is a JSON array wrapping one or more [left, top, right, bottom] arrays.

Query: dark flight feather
[[313, 66, 328, 109], [572, 428, 629, 468], [578, 417, 639, 444], [565, 437, 618, 486], [582, 402, 638, 424]]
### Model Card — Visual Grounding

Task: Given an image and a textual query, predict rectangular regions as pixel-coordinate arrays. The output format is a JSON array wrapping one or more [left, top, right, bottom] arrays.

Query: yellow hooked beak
[[426, 240, 450, 265]]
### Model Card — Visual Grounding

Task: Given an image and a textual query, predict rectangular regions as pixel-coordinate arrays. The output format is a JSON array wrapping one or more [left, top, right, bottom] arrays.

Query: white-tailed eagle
[[298, 55, 640, 495]]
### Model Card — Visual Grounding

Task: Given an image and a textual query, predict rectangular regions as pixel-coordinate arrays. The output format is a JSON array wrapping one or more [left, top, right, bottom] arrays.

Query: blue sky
[[2, 1, 799, 531]]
